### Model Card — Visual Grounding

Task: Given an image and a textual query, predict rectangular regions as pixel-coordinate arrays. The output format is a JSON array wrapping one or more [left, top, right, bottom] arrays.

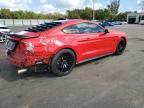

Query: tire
[[115, 38, 126, 55], [50, 49, 76, 76]]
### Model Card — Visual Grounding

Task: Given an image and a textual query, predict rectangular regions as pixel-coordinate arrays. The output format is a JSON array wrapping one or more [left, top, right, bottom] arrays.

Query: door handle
[[77, 37, 95, 42], [82, 37, 91, 40]]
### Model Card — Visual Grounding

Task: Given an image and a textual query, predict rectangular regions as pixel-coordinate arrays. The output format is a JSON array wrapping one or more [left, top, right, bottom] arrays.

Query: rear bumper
[[6, 50, 50, 68], [7, 55, 49, 74], [7, 56, 27, 67], [6, 46, 52, 74], [7, 55, 50, 67]]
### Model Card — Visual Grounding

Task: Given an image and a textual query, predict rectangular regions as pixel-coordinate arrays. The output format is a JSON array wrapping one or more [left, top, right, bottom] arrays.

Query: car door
[[75, 22, 116, 60], [62, 23, 99, 61], [62, 22, 115, 61], [75, 22, 102, 60], [93, 31, 116, 55]]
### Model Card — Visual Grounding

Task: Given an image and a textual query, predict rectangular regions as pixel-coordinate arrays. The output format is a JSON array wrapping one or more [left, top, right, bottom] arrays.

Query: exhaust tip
[[17, 69, 27, 74]]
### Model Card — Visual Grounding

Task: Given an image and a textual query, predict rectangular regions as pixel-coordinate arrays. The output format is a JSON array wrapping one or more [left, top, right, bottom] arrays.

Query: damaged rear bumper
[[7, 55, 50, 74], [13, 59, 48, 74]]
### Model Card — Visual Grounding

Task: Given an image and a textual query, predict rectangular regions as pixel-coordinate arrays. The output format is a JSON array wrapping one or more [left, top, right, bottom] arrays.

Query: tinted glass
[[63, 22, 104, 34], [63, 25, 80, 34], [76, 23, 104, 33]]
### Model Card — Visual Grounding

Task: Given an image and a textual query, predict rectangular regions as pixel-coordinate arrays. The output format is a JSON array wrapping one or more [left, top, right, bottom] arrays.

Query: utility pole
[[92, 0, 96, 20]]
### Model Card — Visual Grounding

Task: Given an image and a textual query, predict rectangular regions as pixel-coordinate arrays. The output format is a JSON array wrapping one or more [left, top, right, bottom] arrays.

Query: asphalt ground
[[0, 24, 144, 108]]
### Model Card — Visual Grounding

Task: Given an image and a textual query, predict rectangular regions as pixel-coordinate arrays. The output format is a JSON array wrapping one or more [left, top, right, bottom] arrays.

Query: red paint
[[6, 20, 127, 68]]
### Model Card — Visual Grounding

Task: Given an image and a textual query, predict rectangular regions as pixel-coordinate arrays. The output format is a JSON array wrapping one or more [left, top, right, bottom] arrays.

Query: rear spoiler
[[8, 33, 39, 39]]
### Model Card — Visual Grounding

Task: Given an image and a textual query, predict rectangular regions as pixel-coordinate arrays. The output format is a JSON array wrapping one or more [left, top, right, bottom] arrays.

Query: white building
[[127, 13, 144, 24]]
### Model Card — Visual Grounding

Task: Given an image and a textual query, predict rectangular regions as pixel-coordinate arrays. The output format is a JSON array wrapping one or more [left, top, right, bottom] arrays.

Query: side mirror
[[104, 29, 109, 33]]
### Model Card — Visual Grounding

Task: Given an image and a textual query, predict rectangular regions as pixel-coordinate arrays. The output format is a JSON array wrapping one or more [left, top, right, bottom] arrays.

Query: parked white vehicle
[[122, 21, 127, 25], [0, 24, 11, 42], [139, 20, 144, 25]]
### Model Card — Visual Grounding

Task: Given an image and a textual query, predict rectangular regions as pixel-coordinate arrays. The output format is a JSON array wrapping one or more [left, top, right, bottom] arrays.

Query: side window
[[76, 23, 91, 33], [62, 22, 104, 34], [76, 22, 104, 33], [63, 25, 79, 34]]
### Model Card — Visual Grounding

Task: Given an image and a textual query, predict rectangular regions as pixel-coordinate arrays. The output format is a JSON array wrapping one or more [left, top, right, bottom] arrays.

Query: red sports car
[[5, 19, 127, 76]]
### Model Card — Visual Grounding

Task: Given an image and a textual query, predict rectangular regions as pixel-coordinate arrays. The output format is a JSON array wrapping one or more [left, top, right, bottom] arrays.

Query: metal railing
[[0, 19, 53, 26]]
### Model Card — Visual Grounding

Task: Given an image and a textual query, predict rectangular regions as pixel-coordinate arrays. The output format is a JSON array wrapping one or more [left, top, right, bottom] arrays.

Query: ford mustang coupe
[[5, 19, 127, 76]]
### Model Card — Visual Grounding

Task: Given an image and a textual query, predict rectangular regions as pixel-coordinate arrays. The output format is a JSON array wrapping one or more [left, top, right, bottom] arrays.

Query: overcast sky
[[0, 0, 143, 14]]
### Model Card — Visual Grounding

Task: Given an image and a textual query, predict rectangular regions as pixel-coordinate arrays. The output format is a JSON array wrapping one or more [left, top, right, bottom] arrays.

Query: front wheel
[[50, 49, 76, 76], [115, 38, 126, 55]]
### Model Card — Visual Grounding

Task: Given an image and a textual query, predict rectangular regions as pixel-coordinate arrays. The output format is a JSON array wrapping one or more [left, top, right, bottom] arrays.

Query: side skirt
[[77, 53, 113, 64]]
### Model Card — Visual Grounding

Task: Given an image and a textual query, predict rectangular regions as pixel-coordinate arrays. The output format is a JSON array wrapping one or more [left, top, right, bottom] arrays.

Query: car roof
[[54, 19, 89, 24], [25, 19, 94, 32]]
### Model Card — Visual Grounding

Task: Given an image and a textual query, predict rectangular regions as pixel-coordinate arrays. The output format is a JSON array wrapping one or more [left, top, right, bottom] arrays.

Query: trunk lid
[[6, 31, 40, 51], [9, 31, 40, 40]]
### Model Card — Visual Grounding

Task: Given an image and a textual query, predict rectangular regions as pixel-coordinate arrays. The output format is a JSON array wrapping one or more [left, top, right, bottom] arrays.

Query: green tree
[[115, 12, 128, 21], [0, 8, 66, 19], [81, 7, 93, 20], [0, 8, 11, 19], [67, 8, 120, 21], [107, 0, 120, 14], [0, 7, 128, 21], [67, 11, 80, 19]]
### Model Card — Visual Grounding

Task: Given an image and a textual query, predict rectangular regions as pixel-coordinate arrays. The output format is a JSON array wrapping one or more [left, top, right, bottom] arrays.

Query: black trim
[[8, 33, 39, 39], [9, 34, 28, 38], [25, 22, 63, 32], [5, 40, 18, 51]]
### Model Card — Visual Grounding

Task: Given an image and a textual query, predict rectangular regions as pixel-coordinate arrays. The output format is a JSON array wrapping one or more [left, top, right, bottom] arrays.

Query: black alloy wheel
[[51, 49, 76, 76], [115, 38, 126, 55]]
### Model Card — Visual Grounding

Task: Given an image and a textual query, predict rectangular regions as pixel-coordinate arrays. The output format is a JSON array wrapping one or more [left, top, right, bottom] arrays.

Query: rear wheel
[[115, 38, 126, 55], [51, 49, 76, 76]]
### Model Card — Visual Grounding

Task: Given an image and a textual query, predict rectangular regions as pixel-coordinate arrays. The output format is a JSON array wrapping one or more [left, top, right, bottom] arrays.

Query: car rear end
[[6, 36, 31, 67], [5, 32, 50, 73], [5, 21, 65, 74]]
